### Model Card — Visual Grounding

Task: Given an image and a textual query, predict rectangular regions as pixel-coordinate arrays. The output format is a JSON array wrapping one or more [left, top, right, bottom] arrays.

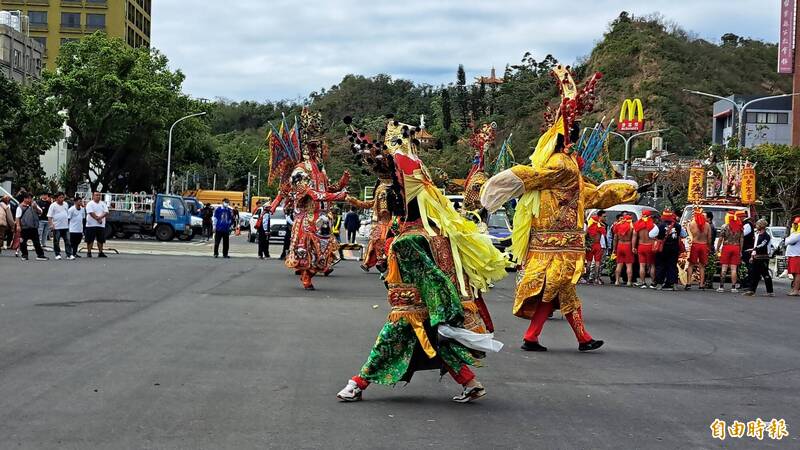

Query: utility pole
[[166, 111, 206, 194], [246, 171, 252, 211], [609, 129, 668, 179]]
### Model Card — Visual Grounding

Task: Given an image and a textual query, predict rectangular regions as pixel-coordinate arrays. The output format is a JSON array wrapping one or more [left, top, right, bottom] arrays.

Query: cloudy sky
[[151, 1, 782, 102]]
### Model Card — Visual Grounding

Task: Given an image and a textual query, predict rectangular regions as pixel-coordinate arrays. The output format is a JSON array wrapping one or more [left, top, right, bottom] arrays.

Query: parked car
[[767, 226, 787, 257], [486, 210, 512, 252], [586, 204, 658, 223], [248, 206, 289, 243], [679, 204, 755, 230]]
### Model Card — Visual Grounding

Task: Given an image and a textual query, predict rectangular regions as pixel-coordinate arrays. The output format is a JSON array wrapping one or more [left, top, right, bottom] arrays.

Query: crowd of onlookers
[[583, 208, 800, 297], [0, 191, 110, 260]]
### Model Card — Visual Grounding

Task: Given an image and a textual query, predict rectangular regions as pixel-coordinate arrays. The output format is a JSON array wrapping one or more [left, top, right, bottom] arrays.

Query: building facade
[[0, 19, 44, 82], [0, 0, 151, 71], [712, 95, 792, 147]]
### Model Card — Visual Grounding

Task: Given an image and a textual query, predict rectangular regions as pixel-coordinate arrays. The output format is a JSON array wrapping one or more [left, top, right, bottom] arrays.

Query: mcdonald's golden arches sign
[[619, 98, 645, 132]]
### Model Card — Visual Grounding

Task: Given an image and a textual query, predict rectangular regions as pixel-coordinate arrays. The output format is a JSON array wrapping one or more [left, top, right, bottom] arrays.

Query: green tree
[[45, 32, 213, 193], [441, 88, 452, 131], [0, 75, 62, 192], [456, 65, 469, 129], [748, 144, 800, 223]]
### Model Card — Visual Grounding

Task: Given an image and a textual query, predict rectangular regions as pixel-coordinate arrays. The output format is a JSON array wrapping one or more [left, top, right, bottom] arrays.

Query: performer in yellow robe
[[481, 65, 639, 352]]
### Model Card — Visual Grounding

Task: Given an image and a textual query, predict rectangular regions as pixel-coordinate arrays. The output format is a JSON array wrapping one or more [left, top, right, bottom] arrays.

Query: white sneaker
[[452, 383, 486, 403], [336, 380, 362, 402], [716, 287, 724, 293], [55, 255, 62, 260], [68, 255, 76, 260], [731, 288, 739, 293]]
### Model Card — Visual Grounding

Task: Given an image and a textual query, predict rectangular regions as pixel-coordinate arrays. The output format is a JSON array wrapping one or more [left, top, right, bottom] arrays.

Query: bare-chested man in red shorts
[[715, 210, 744, 292], [632, 210, 656, 289], [686, 207, 712, 290], [613, 213, 635, 286]]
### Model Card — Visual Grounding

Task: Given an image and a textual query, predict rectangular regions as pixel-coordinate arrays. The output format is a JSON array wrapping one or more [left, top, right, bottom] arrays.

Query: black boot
[[520, 340, 548, 352], [578, 339, 604, 352]]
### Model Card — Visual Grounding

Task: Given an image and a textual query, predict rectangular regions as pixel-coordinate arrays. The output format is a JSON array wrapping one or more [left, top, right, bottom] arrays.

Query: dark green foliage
[[0, 75, 62, 192], [441, 89, 452, 131], [456, 65, 469, 129], [45, 32, 214, 193]]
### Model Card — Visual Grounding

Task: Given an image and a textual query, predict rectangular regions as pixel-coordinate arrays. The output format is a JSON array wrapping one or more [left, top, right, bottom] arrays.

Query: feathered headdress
[[511, 64, 601, 262], [489, 135, 515, 176], [577, 120, 616, 183], [348, 115, 508, 295], [266, 116, 301, 186]]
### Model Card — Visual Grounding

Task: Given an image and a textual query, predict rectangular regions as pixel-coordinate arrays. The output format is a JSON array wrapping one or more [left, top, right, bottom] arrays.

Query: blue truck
[[82, 192, 195, 241], [182, 196, 205, 240]]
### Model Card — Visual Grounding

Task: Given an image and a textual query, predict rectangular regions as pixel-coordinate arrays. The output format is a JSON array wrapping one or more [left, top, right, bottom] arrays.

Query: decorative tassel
[[384, 253, 402, 284]]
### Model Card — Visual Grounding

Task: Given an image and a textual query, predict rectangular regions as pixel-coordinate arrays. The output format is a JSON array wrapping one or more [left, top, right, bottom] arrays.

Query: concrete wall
[[0, 23, 44, 83], [40, 123, 71, 180]]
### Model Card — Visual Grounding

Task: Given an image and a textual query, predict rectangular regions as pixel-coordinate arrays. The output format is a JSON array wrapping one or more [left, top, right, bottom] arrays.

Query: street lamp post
[[681, 90, 800, 149], [166, 112, 206, 194], [609, 129, 668, 179]]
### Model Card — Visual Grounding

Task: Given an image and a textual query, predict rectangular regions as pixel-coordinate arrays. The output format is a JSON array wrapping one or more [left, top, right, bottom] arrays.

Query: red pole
[[792, 0, 800, 146]]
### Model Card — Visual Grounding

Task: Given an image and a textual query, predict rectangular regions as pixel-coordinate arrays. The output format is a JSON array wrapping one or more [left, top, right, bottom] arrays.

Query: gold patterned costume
[[481, 65, 638, 350], [347, 178, 392, 271]]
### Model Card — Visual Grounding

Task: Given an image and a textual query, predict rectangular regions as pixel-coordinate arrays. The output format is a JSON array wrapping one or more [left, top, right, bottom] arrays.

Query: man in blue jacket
[[214, 199, 234, 258]]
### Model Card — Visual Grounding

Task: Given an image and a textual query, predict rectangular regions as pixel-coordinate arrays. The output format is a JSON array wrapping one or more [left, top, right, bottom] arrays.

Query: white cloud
[[151, 0, 781, 101]]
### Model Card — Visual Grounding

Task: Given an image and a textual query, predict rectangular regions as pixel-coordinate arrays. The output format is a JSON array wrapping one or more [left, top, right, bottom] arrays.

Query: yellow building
[[0, 0, 151, 70]]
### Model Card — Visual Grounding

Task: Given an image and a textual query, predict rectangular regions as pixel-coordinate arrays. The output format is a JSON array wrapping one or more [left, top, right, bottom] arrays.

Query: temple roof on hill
[[475, 67, 503, 85]]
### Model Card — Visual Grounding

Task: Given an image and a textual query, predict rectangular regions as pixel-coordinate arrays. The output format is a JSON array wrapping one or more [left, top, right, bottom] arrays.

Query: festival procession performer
[[632, 210, 657, 289], [715, 210, 744, 293], [462, 122, 497, 216], [337, 116, 508, 403], [267, 108, 349, 290], [786, 216, 800, 296], [343, 120, 395, 273], [584, 211, 607, 285], [612, 213, 635, 287], [685, 207, 712, 290], [481, 65, 640, 352]]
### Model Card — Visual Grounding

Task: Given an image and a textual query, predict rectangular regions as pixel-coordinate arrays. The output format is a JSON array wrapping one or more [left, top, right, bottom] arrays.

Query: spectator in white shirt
[[47, 192, 71, 260], [85, 192, 109, 258], [67, 196, 86, 260]]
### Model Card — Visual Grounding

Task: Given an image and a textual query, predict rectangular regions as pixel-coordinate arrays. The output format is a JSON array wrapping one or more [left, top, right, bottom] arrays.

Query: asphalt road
[[0, 252, 798, 449]]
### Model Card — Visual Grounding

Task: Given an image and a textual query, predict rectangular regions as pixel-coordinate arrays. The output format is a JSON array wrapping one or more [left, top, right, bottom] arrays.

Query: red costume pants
[[615, 242, 634, 264], [585, 242, 603, 262], [720, 244, 741, 266], [524, 301, 593, 344], [689, 243, 709, 265], [637, 243, 655, 265]]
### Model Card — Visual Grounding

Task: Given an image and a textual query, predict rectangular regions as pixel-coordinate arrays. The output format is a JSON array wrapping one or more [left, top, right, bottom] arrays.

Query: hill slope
[[207, 12, 791, 193]]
